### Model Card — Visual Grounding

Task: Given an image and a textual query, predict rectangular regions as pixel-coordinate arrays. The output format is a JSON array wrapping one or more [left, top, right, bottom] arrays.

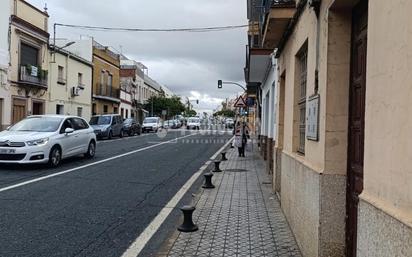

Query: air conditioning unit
[[71, 86, 80, 96]]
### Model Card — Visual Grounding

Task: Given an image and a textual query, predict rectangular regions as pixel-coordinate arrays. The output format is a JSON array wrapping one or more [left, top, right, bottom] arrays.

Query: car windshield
[[144, 118, 157, 123], [89, 116, 111, 125], [9, 117, 63, 132]]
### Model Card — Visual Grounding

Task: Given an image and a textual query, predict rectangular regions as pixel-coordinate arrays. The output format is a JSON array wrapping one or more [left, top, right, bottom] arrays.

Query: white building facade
[[0, 0, 10, 130], [47, 46, 93, 121]]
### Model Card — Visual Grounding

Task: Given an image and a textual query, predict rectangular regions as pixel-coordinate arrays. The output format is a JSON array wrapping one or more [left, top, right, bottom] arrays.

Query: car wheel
[[48, 146, 62, 168], [85, 141, 96, 158], [108, 130, 113, 140]]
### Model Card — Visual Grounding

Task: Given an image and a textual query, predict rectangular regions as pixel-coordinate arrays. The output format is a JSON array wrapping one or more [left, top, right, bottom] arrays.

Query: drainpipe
[[309, 0, 322, 94]]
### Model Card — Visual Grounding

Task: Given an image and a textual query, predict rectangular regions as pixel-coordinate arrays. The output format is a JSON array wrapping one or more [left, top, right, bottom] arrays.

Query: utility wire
[[54, 23, 248, 33]]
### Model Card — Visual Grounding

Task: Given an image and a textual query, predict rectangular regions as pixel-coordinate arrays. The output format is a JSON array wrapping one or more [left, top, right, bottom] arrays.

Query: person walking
[[234, 120, 250, 157]]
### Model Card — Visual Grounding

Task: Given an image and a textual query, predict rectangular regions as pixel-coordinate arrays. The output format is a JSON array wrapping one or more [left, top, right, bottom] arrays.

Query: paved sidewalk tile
[[160, 144, 302, 257]]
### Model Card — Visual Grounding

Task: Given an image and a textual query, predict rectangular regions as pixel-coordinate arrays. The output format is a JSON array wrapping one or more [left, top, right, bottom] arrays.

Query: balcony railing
[[19, 65, 48, 87], [95, 84, 120, 99], [266, 0, 296, 11]]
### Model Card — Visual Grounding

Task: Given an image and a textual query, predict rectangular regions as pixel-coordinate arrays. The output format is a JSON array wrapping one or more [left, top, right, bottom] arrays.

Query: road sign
[[234, 96, 247, 108]]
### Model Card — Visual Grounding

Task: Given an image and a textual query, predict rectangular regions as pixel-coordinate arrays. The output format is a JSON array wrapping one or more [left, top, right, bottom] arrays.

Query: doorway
[[346, 1, 368, 256], [12, 98, 27, 124], [32, 100, 45, 115]]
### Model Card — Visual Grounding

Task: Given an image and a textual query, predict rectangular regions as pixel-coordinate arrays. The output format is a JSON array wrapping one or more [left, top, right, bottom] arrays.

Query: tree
[[213, 109, 236, 117], [144, 96, 186, 119], [185, 109, 197, 117]]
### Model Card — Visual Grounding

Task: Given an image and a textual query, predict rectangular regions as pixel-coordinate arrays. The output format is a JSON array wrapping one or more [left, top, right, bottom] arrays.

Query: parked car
[[0, 115, 96, 167], [174, 119, 182, 128], [122, 118, 141, 136], [142, 117, 162, 132], [164, 120, 178, 129], [89, 114, 124, 139], [186, 117, 201, 130], [225, 118, 235, 129]]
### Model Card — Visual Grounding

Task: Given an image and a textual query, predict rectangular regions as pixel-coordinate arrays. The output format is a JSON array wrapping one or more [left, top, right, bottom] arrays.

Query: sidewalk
[[158, 142, 302, 257]]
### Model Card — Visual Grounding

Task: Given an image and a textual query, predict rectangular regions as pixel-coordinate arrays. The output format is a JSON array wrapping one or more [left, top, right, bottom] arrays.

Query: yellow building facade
[[92, 41, 120, 115], [246, 0, 412, 256], [7, 0, 49, 125]]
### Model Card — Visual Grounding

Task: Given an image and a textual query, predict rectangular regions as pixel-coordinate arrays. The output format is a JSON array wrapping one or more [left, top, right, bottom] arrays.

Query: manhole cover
[[225, 169, 249, 172]]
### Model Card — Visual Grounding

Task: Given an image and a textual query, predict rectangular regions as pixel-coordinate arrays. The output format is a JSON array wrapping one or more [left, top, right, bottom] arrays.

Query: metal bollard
[[221, 152, 228, 161], [202, 173, 215, 189], [178, 205, 198, 232], [213, 160, 222, 172]]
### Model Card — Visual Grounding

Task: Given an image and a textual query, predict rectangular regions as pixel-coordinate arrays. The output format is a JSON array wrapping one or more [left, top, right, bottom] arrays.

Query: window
[[78, 73, 83, 84], [71, 118, 88, 130], [297, 48, 308, 154], [77, 107, 83, 117], [58, 66, 64, 84], [108, 74, 113, 96], [56, 104, 64, 115], [113, 106, 118, 114], [20, 43, 39, 66], [121, 108, 124, 118], [60, 119, 73, 134], [100, 71, 105, 95], [125, 109, 128, 119], [108, 74, 113, 87], [103, 105, 108, 114], [92, 103, 96, 115]]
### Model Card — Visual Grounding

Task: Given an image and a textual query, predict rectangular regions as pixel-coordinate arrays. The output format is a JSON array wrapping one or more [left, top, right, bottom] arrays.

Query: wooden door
[[346, 1, 368, 257], [12, 98, 27, 124], [32, 101, 44, 115]]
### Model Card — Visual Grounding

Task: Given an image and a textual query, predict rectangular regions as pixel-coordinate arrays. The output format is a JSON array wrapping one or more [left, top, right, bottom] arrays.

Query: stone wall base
[[357, 198, 412, 257], [281, 152, 346, 257]]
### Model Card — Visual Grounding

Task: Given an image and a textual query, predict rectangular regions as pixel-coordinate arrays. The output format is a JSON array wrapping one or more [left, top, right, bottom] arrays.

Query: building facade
[[246, 0, 412, 257], [47, 45, 93, 121], [6, 0, 49, 125], [143, 74, 161, 116], [120, 58, 147, 123], [92, 41, 120, 115], [0, 0, 10, 130]]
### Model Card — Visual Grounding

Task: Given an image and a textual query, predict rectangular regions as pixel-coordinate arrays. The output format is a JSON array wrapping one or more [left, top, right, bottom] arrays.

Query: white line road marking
[[0, 134, 195, 194], [121, 136, 234, 257]]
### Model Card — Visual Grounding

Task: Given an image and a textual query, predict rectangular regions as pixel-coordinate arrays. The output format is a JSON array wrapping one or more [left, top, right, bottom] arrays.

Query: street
[[0, 129, 232, 257]]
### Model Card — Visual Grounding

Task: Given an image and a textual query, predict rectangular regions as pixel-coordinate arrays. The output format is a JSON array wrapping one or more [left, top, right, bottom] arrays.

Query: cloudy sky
[[28, 0, 248, 113]]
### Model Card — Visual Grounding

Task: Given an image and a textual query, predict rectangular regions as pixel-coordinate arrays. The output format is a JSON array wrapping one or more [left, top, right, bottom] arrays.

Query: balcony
[[19, 65, 48, 88], [94, 84, 121, 103], [262, 0, 296, 49]]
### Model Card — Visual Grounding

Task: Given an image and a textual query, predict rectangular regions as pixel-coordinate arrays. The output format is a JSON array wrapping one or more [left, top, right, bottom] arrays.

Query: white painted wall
[[0, 1, 11, 129], [260, 56, 277, 139], [47, 51, 93, 120]]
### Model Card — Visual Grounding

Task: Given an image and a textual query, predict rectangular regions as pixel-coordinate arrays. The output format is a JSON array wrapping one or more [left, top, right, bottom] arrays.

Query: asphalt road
[[0, 129, 232, 257]]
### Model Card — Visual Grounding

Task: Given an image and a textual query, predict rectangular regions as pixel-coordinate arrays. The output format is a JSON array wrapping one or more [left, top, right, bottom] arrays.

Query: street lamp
[[51, 41, 76, 62]]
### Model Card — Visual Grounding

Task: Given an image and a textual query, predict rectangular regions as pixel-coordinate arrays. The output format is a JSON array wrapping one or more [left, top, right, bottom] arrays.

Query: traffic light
[[218, 80, 222, 89], [196, 100, 199, 104]]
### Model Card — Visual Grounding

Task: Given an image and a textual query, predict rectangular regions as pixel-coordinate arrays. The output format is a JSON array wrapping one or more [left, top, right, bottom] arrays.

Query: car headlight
[[27, 138, 49, 146]]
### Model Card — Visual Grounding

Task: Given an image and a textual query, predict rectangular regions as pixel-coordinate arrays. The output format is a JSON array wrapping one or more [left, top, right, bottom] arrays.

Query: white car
[[186, 117, 201, 130], [0, 115, 97, 167], [142, 117, 162, 133]]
